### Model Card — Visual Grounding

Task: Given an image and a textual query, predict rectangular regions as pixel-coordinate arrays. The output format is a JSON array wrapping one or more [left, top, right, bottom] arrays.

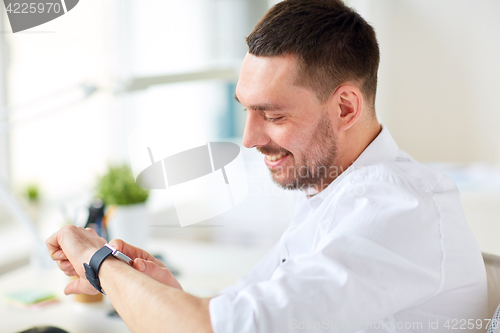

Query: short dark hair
[[246, 0, 380, 108]]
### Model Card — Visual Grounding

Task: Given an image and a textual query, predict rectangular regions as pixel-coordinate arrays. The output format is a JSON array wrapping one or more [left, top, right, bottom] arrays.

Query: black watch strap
[[84, 246, 113, 295]]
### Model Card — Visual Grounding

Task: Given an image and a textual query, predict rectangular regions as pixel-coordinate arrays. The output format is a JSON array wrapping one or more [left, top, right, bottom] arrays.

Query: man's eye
[[266, 116, 284, 122]]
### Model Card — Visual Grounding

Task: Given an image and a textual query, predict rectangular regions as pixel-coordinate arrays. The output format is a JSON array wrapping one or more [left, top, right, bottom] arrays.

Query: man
[[47, 0, 487, 332]]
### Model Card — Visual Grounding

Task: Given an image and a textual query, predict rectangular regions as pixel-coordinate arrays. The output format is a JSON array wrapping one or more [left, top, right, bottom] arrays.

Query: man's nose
[[242, 112, 270, 149]]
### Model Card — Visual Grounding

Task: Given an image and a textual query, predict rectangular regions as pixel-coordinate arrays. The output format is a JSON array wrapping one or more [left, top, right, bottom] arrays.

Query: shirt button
[[281, 258, 286, 263]]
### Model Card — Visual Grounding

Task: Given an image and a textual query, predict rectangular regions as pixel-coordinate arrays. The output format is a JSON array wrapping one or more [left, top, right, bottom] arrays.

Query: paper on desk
[[5, 288, 58, 308]]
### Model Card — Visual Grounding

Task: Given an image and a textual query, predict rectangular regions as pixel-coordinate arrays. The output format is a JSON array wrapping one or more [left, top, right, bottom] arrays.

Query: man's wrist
[[84, 247, 102, 266], [83, 244, 134, 294], [98, 254, 135, 297]]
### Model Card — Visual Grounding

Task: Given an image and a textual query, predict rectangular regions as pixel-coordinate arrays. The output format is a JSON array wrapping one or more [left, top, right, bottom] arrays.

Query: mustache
[[256, 147, 291, 156]]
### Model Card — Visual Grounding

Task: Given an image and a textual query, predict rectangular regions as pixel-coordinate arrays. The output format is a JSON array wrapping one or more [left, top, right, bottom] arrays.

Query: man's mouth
[[265, 153, 288, 162], [257, 148, 291, 168], [263, 152, 290, 169]]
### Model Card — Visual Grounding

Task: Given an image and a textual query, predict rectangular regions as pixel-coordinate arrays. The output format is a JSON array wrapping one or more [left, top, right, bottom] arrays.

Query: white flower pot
[[107, 203, 149, 249]]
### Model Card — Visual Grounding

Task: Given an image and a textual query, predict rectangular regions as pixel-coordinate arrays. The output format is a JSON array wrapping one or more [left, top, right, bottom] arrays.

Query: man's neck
[[312, 121, 382, 194]]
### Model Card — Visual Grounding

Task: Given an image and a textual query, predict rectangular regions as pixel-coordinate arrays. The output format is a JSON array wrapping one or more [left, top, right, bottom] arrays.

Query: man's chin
[[270, 174, 301, 190], [269, 166, 303, 190], [270, 172, 326, 191]]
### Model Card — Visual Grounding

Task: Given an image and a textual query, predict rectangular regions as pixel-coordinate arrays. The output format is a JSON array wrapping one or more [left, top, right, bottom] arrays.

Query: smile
[[265, 153, 287, 162], [263, 152, 290, 169]]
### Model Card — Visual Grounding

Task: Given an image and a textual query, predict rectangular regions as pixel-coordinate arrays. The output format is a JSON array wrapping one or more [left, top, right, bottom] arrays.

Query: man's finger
[[85, 227, 98, 236], [46, 230, 67, 260], [109, 239, 165, 268], [133, 258, 166, 283], [50, 251, 68, 260], [63, 269, 78, 277], [64, 278, 83, 295], [133, 258, 182, 290], [56, 259, 73, 271], [64, 278, 98, 295], [56, 259, 78, 276]]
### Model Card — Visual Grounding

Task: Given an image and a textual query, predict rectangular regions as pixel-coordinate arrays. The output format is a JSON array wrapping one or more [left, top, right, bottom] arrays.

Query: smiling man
[[236, 53, 379, 193], [46, 0, 487, 332]]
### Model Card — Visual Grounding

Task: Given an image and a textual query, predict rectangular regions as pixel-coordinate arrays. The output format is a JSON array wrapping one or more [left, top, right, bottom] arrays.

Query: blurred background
[[0, 0, 500, 330]]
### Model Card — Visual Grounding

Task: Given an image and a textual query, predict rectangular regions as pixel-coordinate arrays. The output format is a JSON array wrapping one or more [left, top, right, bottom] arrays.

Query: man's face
[[236, 53, 339, 191]]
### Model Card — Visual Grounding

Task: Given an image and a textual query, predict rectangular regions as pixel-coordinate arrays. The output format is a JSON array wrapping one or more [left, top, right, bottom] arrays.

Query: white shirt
[[209, 126, 487, 332]]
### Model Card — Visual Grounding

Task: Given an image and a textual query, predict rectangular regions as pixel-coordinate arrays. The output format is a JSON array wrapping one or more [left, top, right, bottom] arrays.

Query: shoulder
[[314, 154, 454, 269], [321, 151, 459, 238], [339, 149, 457, 200]]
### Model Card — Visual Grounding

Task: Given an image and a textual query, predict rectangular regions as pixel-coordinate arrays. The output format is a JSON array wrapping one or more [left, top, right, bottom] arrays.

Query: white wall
[[347, 0, 500, 164], [270, 0, 500, 164]]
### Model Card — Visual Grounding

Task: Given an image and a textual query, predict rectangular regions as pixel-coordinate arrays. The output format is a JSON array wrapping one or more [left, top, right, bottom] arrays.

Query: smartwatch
[[83, 243, 133, 295]]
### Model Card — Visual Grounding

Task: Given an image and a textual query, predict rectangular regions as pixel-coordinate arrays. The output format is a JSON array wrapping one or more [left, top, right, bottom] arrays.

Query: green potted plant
[[96, 165, 150, 248], [22, 183, 41, 223]]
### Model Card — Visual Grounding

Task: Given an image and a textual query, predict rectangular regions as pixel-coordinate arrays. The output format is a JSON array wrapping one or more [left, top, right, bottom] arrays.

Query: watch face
[[104, 243, 117, 253], [114, 251, 133, 265], [104, 243, 133, 265]]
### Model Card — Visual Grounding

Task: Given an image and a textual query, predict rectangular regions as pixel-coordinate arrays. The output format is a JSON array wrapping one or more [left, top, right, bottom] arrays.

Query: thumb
[[64, 277, 99, 295], [134, 258, 157, 274]]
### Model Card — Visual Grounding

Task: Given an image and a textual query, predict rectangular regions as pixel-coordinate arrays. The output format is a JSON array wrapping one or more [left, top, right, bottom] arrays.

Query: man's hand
[[47, 228, 209, 332], [46, 226, 182, 295], [108, 239, 183, 290], [46, 225, 107, 295]]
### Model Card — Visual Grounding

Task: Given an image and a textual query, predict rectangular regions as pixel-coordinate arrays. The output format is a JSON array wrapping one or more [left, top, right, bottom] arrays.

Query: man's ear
[[329, 85, 363, 132]]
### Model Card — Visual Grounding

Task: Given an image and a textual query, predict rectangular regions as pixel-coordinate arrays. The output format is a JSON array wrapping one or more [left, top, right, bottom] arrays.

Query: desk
[[0, 239, 272, 333]]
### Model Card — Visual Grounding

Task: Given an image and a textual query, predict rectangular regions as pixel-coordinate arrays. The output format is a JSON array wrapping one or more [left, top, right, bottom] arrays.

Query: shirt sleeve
[[209, 173, 445, 333], [216, 193, 309, 299], [216, 243, 281, 299]]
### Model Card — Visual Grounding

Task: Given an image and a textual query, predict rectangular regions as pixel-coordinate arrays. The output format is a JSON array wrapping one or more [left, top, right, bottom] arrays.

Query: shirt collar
[[349, 124, 399, 170], [306, 124, 399, 204]]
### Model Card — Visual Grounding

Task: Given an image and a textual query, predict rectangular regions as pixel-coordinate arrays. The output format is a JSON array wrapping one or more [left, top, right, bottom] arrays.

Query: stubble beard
[[269, 116, 338, 191]]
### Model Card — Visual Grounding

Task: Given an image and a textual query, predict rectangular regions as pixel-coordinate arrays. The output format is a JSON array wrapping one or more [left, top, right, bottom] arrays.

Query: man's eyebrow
[[234, 93, 286, 111]]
